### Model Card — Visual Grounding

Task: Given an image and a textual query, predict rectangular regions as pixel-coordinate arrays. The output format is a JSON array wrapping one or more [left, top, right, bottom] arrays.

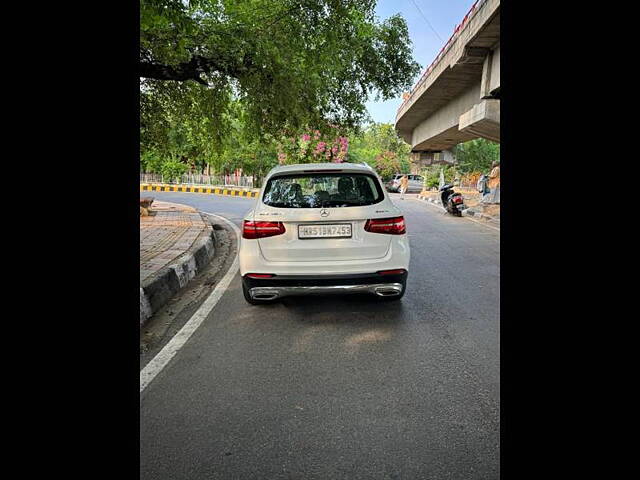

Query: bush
[[160, 159, 188, 183], [424, 170, 440, 189], [140, 150, 164, 173], [421, 165, 457, 189]]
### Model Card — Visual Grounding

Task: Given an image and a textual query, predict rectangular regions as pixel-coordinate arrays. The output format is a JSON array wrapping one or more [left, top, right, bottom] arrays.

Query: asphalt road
[[140, 191, 500, 479]]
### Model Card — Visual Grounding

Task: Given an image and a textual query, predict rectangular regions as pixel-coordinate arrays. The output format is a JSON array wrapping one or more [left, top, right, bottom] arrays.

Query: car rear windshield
[[262, 173, 384, 208]]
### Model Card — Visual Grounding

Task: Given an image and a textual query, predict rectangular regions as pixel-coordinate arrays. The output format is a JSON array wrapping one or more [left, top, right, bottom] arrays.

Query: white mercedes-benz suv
[[239, 162, 410, 304]]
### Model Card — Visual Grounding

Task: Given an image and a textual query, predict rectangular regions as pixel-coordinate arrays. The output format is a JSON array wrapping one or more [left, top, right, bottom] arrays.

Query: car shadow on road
[[233, 289, 409, 353], [262, 294, 407, 326]]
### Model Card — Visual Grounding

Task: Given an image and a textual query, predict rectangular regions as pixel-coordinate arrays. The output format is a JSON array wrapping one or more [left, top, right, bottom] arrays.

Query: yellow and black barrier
[[140, 183, 259, 198]]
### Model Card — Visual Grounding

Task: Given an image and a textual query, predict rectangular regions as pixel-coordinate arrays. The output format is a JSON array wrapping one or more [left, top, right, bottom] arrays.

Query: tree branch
[[140, 56, 215, 85], [140, 52, 256, 86]]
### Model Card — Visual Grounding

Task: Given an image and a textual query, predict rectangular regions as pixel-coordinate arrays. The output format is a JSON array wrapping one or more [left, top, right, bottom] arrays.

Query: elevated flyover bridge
[[396, 0, 500, 157]]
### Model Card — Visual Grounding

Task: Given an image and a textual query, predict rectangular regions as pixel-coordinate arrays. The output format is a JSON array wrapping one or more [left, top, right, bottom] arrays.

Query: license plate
[[298, 224, 352, 239]]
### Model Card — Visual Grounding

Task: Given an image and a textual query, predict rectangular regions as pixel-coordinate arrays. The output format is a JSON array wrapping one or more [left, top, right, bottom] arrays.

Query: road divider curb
[[140, 216, 216, 328], [460, 208, 498, 223], [416, 194, 500, 226], [416, 193, 446, 212], [140, 183, 259, 198]]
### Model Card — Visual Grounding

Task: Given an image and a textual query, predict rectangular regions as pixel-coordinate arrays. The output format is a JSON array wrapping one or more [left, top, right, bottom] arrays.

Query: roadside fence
[[140, 173, 260, 188]]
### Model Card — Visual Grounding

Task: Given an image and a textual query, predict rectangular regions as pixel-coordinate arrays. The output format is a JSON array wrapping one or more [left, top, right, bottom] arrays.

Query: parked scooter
[[439, 184, 465, 216]]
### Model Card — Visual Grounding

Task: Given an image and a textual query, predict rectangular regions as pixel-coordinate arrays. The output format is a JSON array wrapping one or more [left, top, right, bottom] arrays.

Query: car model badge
[[320, 209, 329, 217]]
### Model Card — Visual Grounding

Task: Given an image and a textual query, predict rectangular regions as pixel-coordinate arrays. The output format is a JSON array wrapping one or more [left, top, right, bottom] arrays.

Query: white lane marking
[[140, 212, 241, 393]]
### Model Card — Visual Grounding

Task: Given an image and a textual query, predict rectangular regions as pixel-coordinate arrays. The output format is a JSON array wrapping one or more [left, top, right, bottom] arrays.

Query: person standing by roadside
[[399, 174, 409, 199], [485, 161, 500, 204]]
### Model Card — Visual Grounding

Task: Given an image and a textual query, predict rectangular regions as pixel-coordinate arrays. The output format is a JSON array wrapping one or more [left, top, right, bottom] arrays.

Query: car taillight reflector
[[242, 220, 286, 239], [377, 269, 407, 275], [246, 273, 276, 279], [364, 216, 406, 235]]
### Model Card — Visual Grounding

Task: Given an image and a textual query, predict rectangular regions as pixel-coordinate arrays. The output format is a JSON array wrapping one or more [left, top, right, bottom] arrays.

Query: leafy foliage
[[421, 165, 457, 190], [140, 78, 232, 171], [453, 138, 500, 175], [422, 167, 441, 189], [160, 158, 189, 182], [140, 150, 164, 173], [275, 127, 351, 164], [141, 0, 419, 132], [373, 151, 401, 179], [349, 123, 411, 178], [140, 0, 421, 176]]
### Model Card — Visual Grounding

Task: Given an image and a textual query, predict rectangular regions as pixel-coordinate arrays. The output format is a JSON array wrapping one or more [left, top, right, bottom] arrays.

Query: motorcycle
[[439, 184, 465, 216]]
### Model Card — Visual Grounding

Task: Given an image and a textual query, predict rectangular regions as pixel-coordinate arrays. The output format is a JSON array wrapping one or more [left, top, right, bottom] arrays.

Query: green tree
[[140, 150, 164, 172], [373, 151, 401, 179], [160, 158, 189, 182], [453, 138, 500, 174], [141, 79, 231, 171], [349, 122, 411, 177], [140, 0, 420, 138]]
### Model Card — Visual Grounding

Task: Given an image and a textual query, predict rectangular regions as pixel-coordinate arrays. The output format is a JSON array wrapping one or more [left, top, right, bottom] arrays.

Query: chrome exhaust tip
[[374, 285, 402, 297], [251, 293, 279, 300], [249, 288, 279, 301]]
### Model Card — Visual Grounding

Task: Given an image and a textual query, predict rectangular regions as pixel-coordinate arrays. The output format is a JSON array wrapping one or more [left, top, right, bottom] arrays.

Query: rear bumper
[[239, 235, 410, 277], [249, 283, 403, 300], [243, 271, 407, 300]]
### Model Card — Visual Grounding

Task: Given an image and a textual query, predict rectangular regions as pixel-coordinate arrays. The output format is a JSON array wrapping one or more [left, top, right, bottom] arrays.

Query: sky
[[365, 0, 477, 124]]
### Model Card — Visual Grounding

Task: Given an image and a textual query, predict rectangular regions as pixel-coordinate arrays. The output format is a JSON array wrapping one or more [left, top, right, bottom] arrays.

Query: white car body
[[239, 163, 410, 303]]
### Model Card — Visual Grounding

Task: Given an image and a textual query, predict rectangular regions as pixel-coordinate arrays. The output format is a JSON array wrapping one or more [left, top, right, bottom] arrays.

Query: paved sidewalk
[[140, 201, 209, 283]]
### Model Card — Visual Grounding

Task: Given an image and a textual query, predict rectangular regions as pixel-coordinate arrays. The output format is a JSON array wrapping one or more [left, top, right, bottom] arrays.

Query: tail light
[[245, 273, 276, 279], [242, 220, 286, 239], [377, 269, 407, 275], [364, 216, 406, 235], [453, 196, 463, 204]]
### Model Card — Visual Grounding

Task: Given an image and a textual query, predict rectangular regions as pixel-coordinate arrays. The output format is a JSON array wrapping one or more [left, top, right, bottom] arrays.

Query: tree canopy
[[454, 138, 500, 174], [140, 0, 420, 168], [349, 123, 411, 178]]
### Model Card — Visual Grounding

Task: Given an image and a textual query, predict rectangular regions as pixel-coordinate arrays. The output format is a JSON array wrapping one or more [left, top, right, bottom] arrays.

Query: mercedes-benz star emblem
[[320, 209, 329, 217]]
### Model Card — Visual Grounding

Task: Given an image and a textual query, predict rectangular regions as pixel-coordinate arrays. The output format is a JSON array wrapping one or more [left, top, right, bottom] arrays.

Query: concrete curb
[[416, 194, 500, 226], [416, 194, 446, 212], [140, 183, 259, 198], [460, 208, 499, 223], [139, 214, 216, 328]]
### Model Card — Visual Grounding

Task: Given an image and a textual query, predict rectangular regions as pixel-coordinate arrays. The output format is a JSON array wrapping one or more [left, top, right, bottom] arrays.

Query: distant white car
[[387, 174, 424, 193], [239, 163, 410, 304]]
